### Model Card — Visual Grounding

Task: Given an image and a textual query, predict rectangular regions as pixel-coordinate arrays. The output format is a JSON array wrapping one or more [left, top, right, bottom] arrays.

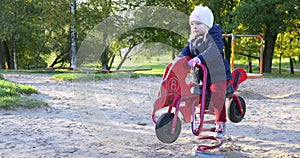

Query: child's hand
[[188, 57, 201, 67]]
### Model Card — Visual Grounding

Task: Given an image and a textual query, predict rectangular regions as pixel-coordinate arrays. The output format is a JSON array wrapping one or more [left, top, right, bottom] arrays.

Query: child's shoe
[[215, 122, 226, 138]]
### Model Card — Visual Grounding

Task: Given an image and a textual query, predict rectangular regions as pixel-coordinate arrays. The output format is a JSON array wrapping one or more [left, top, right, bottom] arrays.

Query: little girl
[[178, 6, 231, 138]]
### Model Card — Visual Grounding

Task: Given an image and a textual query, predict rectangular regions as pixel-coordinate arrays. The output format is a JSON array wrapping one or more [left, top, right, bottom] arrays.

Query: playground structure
[[222, 34, 264, 79], [152, 57, 247, 152]]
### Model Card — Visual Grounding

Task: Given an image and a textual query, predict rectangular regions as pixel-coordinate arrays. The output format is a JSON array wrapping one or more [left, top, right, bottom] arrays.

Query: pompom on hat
[[189, 6, 214, 28]]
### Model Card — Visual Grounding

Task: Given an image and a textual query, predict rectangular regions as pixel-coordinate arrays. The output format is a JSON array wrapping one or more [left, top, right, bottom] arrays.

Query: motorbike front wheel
[[155, 112, 181, 143]]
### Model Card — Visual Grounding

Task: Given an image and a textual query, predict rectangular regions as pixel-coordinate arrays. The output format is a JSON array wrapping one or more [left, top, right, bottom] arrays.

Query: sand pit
[[1, 73, 299, 158]]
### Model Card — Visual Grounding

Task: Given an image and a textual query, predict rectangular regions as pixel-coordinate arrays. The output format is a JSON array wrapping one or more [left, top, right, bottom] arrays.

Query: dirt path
[[1, 73, 300, 158]]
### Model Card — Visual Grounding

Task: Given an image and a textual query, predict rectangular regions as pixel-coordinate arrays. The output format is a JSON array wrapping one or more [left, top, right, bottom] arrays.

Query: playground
[[1, 73, 299, 158]]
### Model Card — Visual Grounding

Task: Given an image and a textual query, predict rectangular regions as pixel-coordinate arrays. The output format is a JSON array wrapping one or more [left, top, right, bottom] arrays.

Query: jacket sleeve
[[208, 24, 225, 58], [178, 43, 192, 57]]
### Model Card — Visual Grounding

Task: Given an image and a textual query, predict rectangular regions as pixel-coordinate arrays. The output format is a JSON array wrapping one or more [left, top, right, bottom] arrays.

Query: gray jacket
[[179, 33, 227, 84]]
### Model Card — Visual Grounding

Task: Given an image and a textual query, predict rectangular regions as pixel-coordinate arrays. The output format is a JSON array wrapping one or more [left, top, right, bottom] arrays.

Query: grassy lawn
[[51, 67, 164, 81], [0, 75, 47, 109], [2, 54, 300, 82], [51, 60, 300, 82], [51, 57, 170, 81]]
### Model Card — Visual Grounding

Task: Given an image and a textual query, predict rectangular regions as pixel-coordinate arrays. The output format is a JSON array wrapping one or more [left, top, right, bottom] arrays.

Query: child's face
[[191, 21, 209, 36]]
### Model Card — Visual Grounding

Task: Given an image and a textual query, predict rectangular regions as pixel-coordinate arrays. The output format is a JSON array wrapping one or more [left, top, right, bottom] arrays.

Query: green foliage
[[197, 0, 240, 33], [234, 0, 298, 34], [0, 0, 299, 73], [143, 0, 198, 14], [0, 0, 71, 69], [119, 28, 187, 52], [275, 32, 300, 58], [233, 0, 299, 72], [234, 36, 263, 63]]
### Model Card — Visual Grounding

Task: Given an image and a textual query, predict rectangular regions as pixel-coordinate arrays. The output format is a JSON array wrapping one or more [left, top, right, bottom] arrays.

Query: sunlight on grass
[[52, 72, 143, 81], [0, 96, 47, 109], [0, 77, 46, 109], [3, 54, 300, 83], [0, 79, 38, 96], [52, 60, 300, 81]]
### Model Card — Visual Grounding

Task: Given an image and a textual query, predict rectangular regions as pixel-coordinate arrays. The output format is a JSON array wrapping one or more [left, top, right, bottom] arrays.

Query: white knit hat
[[189, 6, 214, 28]]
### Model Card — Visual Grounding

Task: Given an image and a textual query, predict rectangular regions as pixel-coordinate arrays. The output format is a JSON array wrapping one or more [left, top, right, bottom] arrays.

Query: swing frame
[[222, 34, 264, 79]]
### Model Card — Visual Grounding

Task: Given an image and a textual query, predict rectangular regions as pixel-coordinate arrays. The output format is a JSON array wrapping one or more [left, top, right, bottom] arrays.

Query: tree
[[0, 0, 72, 69], [197, 0, 239, 62], [144, 0, 242, 63], [44, 1, 73, 68], [76, 0, 115, 70], [275, 30, 300, 74], [77, 2, 190, 70], [235, 0, 299, 73], [70, 0, 77, 69], [0, 41, 6, 69], [115, 27, 186, 70], [0, 0, 23, 69], [1, 0, 298, 71]]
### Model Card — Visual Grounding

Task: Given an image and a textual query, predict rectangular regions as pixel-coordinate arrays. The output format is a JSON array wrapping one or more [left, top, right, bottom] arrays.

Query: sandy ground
[[1, 73, 300, 158]]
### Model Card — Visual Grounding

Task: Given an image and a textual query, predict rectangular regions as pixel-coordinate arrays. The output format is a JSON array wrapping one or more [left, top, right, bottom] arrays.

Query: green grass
[[0, 96, 46, 109], [0, 76, 47, 109], [272, 58, 300, 69], [2, 55, 300, 82], [51, 62, 167, 81], [52, 71, 162, 82], [0, 69, 71, 74], [232, 59, 300, 78], [51, 61, 300, 81], [263, 72, 300, 78]]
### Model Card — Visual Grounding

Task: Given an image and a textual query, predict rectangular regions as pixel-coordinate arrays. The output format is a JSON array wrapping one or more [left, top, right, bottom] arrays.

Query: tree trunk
[[101, 14, 109, 70], [248, 61, 252, 73], [101, 46, 109, 70], [2, 41, 13, 69], [172, 52, 176, 60], [0, 41, 5, 69], [12, 0, 18, 70], [289, 57, 294, 74], [49, 53, 64, 68], [70, 0, 77, 69], [116, 40, 137, 71], [108, 53, 116, 70], [116, 46, 134, 70], [279, 53, 282, 74], [12, 35, 17, 70], [223, 38, 231, 63], [101, 0, 112, 71], [262, 28, 278, 73]]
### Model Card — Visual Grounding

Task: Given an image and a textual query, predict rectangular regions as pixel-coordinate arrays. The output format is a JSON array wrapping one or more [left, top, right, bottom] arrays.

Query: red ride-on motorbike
[[151, 56, 247, 151]]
